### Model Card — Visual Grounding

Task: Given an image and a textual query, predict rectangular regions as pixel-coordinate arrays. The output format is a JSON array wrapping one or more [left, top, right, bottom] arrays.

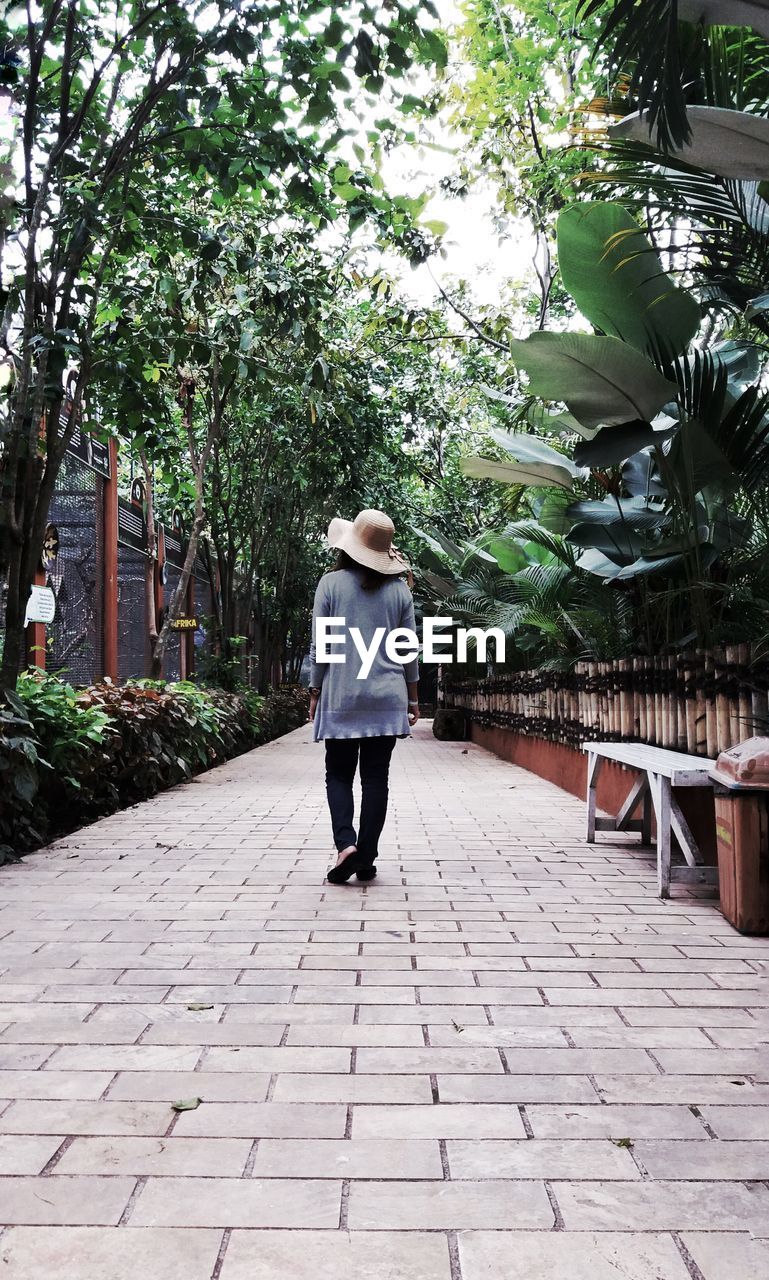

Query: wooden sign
[[171, 617, 198, 631]]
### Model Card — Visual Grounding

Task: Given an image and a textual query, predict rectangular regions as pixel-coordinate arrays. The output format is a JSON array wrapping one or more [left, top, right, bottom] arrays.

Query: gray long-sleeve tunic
[[309, 567, 419, 741]]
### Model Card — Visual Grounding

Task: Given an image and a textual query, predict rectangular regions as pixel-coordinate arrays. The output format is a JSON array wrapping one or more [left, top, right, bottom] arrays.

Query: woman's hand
[[408, 702, 420, 726], [309, 691, 319, 722]]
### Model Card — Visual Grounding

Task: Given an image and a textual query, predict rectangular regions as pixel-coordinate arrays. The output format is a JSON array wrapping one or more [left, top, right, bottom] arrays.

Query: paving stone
[[201, 1046, 351, 1073], [699, 1105, 769, 1138], [348, 1179, 554, 1229], [173, 1101, 347, 1138], [555, 1179, 769, 1231], [595, 1077, 769, 1105], [526, 1104, 704, 1139], [0, 1070, 113, 1100], [458, 1232, 691, 1279], [218, 1229, 452, 1280], [106, 1070, 272, 1102], [0, 1134, 63, 1174], [271, 1073, 433, 1103], [130, 1175, 341, 1227], [0, 1174, 134, 1224], [351, 1103, 526, 1139], [436, 1074, 599, 1103], [285, 1024, 426, 1046], [636, 1139, 769, 1179], [0, 1099, 172, 1136], [355, 1047, 504, 1074], [251, 1138, 443, 1178], [45, 1045, 203, 1072], [681, 1232, 769, 1280], [141, 1023, 286, 1045], [55, 1135, 251, 1176], [0, 1044, 55, 1069], [447, 1138, 637, 1179], [0, 1227, 224, 1279]]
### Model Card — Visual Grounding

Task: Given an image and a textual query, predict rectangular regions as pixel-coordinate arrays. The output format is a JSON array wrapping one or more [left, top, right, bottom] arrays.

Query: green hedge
[[0, 675, 309, 862]]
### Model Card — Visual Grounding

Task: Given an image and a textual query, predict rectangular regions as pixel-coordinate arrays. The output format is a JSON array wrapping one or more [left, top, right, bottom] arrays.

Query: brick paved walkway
[[1, 722, 768, 1278]]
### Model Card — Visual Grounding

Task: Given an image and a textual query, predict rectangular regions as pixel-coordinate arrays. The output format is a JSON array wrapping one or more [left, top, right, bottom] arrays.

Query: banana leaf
[[622, 449, 667, 497], [573, 420, 674, 468], [568, 522, 646, 562], [485, 537, 531, 574], [667, 419, 738, 491], [526, 403, 598, 439], [460, 456, 575, 491], [489, 428, 580, 475], [412, 526, 465, 564], [508, 332, 677, 428], [678, 1, 769, 38], [566, 497, 669, 528], [611, 107, 769, 181], [557, 202, 700, 358], [577, 547, 687, 579]]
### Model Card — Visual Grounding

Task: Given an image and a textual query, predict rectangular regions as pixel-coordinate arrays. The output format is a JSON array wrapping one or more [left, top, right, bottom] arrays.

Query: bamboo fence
[[444, 644, 769, 758]]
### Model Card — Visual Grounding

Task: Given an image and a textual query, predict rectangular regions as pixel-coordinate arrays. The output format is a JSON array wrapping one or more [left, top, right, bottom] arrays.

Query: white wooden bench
[[582, 741, 719, 898]]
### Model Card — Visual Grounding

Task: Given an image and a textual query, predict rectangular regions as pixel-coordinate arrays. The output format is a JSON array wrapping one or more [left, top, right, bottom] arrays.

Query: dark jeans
[[325, 736, 396, 863]]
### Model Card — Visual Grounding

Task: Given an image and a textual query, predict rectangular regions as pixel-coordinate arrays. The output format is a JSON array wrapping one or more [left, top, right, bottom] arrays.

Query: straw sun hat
[[326, 509, 411, 576]]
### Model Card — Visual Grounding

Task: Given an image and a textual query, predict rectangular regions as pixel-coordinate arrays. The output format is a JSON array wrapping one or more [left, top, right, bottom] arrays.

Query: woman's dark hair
[[335, 549, 392, 591]]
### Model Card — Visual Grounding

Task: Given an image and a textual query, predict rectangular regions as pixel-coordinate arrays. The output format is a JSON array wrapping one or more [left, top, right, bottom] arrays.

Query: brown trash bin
[[711, 738, 769, 935]]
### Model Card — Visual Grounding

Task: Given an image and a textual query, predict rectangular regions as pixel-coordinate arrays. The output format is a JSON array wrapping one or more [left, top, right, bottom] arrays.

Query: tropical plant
[[414, 520, 634, 665], [579, 0, 769, 151], [459, 198, 769, 650], [0, 692, 44, 860]]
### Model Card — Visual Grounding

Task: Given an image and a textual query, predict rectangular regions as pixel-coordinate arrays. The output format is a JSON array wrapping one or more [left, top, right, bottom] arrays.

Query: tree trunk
[[151, 450, 207, 678], [0, 543, 27, 689], [140, 454, 159, 667]]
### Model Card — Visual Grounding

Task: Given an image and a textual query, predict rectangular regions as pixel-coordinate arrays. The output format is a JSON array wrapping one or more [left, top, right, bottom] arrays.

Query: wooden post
[[725, 644, 740, 746], [102, 437, 119, 681], [25, 566, 47, 671], [737, 643, 752, 745], [155, 526, 165, 680], [652, 773, 672, 899], [183, 574, 196, 678], [705, 651, 718, 758], [715, 647, 731, 754]]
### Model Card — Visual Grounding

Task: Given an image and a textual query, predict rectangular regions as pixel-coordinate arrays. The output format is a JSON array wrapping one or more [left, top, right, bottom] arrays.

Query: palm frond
[[581, 145, 769, 324], [579, 0, 695, 150]]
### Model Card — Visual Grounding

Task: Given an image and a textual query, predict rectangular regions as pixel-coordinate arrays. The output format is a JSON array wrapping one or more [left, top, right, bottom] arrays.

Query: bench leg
[[669, 795, 702, 868], [651, 774, 672, 899], [642, 788, 653, 846], [586, 753, 604, 842], [616, 773, 648, 832]]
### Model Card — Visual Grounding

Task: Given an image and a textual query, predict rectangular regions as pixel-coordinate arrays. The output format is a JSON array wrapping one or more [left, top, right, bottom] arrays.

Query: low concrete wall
[[469, 723, 718, 863]]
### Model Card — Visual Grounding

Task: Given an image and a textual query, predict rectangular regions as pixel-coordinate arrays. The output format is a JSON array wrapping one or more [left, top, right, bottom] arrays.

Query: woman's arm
[[308, 576, 329, 722], [407, 679, 420, 726], [400, 584, 420, 724]]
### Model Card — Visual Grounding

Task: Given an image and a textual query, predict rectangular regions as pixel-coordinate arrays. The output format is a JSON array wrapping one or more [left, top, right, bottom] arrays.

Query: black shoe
[[326, 849, 361, 885], [356, 863, 377, 882]]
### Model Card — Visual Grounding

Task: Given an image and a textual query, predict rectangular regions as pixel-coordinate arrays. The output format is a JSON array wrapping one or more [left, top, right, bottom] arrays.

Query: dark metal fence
[[6, 424, 216, 687], [46, 452, 103, 686]]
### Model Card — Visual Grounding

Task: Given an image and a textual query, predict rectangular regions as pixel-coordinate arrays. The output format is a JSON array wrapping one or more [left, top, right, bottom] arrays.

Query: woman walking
[[309, 509, 420, 884]]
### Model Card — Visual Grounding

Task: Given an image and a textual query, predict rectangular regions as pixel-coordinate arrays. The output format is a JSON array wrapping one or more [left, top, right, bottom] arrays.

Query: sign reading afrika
[[171, 617, 198, 631], [24, 585, 56, 626]]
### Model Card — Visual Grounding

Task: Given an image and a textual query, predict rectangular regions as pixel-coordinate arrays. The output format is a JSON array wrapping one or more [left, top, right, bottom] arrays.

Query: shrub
[[15, 671, 112, 819], [0, 692, 45, 862], [0, 677, 310, 853]]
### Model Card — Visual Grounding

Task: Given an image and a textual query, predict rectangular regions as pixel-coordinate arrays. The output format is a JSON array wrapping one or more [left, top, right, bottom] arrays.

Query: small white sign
[[25, 585, 56, 626]]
